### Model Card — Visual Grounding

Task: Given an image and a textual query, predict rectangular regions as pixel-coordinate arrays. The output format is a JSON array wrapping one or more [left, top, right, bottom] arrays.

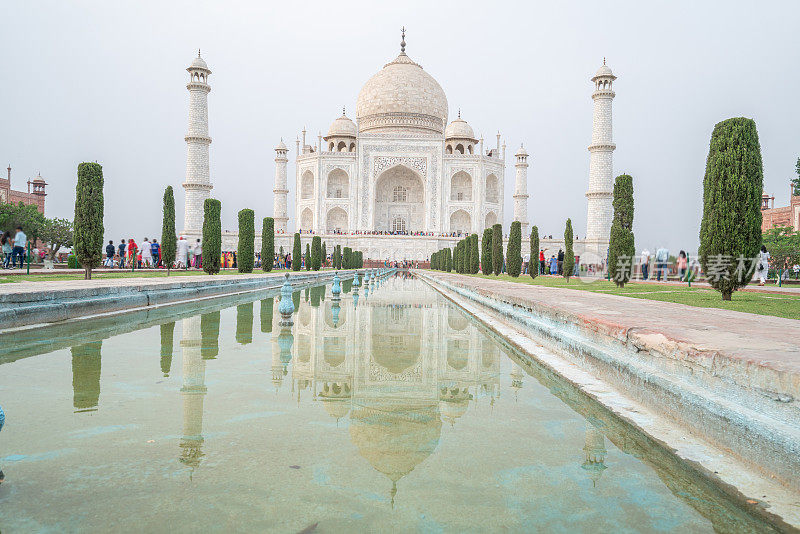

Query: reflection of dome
[[356, 50, 448, 134], [326, 113, 357, 138], [439, 399, 468, 426], [322, 399, 351, 421], [445, 117, 475, 140], [349, 400, 442, 502]]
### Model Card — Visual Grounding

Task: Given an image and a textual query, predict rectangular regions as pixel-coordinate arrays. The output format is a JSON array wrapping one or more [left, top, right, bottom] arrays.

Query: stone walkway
[[424, 272, 800, 378]]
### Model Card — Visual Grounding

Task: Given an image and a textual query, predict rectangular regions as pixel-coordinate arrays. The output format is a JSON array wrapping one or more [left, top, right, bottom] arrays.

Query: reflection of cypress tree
[[71, 340, 102, 412], [236, 302, 254, 345], [292, 290, 301, 314], [160, 322, 176, 376], [200, 311, 220, 360], [304, 287, 310, 302], [310, 285, 324, 307], [342, 278, 352, 294], [260, 298, 274, 333]]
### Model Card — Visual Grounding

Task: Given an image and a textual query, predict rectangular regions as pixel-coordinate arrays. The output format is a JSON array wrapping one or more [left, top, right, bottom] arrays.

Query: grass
[[0, 268, 292, 283], [462, 273, 800, 320]]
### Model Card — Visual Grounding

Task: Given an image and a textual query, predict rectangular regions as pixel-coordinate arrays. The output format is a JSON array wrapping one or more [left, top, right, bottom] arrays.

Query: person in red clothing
[[539, 250, 545, 276], [127, 238, 138, 268]]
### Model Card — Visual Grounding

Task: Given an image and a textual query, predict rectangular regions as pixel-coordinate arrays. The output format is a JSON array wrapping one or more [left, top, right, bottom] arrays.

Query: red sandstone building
[[0, 165, 47, 214]]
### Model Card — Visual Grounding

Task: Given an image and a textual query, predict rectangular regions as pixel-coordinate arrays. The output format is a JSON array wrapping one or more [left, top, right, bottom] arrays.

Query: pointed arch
[[326, 207, 348, 233], [450, 209, 471, 235], [327, 169, 349, 198], [301, 170, 314, 200], [486, 173, 499, 203], [450, 171, 472, 201], [300, 208, 313, 231]]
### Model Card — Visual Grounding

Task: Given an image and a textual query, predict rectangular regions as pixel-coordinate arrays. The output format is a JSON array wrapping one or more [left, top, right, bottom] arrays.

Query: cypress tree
[[563, 218, 574, 281], [202, 198, 221, 275], [237, 208, 255, 273], [305, 243, 311, 271], [334, 245, 341, 269], [507, 221, 522, 277], [343, 247, 351, 269], [73, 162, 104, 280], [292, 233, 301, 271], [608, 175, 636, 288], [492, 224, 503, 275], [262, 217, 274, 272], [321, 241, 327, 268], [470, 234, 479, 273], [454, 241, 461, 273], [530, 225, 539, 279], [445, 247, 452, 272], [356, 250, 363, 268], [161, 186, 176, 276], [699, 118, 763, 300], [481, 228, 493, 275], [311, 236, 322, 270]]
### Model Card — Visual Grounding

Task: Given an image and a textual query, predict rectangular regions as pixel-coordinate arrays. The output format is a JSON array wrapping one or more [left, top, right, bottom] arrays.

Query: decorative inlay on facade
[[372, 156, 427, 178], [324, 164, 352, 175]]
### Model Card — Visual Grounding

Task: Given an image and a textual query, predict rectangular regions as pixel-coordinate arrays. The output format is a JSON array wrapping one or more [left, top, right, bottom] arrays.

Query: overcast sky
[[1, 0, 798, 254]]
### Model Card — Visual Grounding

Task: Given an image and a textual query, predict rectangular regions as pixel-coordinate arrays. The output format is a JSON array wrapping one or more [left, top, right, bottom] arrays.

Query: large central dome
[[356, 51, 448, 135]]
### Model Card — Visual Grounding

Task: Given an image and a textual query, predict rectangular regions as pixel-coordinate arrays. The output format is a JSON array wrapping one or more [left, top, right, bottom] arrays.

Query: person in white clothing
[[140, 238, 152, 268], [640, 249, 651, 280], [193, 239, 202, 269], [756, 245, 770, 286], [176, 236, 190, 269]]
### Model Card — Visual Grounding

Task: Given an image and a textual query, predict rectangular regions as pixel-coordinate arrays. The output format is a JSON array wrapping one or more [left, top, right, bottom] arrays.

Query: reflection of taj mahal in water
[[180, 29, 618, 262], [166, 274, 609, 498]]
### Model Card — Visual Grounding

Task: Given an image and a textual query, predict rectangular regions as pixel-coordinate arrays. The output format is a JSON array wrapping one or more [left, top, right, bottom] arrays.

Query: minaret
[[273, 139, 289, 233], [182, 50, 213, 236], [513, 145, 530, 235], [585, 59, 616, 255]]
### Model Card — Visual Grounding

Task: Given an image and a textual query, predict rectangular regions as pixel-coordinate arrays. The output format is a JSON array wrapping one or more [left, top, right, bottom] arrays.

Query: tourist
[[286, 253, 292, 270], [539, 249, 545, 275], [557, 249, 564, 275], [176, 236, 190, 269], [12, 226, 26, 268], [523, 252, 530, 274], [105, 240, 115, 267], [655, 246, 669, 281], [756, 245, 770, 286], [118, 239, 126, 268], [127, 238, 138, 268], [640, 248, 651, 280], [151, 239, 161, 267], [1, 231, 12, 269], [193, 239, 202, 269], [549, 255, 558, 275], [794, 263, 799, 280], [140, 238, 153, 268], [677, 251, 688, 281]]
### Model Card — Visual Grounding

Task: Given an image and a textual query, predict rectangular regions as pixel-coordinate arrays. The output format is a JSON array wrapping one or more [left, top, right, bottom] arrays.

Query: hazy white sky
[[1, 0, 798, 254]]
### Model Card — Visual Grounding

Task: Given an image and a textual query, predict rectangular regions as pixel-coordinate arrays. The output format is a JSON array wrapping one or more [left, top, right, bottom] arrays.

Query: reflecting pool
[[0, 273, 778, 532]]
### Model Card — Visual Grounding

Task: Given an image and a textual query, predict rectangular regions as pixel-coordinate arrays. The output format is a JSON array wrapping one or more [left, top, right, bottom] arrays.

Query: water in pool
[[0, 273, 777, 532]]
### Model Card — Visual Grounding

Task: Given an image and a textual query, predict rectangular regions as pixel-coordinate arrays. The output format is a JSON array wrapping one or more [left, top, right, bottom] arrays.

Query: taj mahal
[[180, 30, 618, 263]]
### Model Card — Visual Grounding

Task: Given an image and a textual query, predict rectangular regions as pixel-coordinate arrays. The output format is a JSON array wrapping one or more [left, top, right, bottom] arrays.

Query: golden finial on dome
[[400, 26, 406, 54]]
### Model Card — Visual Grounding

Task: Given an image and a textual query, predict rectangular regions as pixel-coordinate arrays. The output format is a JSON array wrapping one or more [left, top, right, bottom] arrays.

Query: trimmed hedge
[[529, 225, 539, 279], [563, 218, 574, 281], [237, 208, 255, 273], [202, 198, 222, 274], [161, 186, 176, 274], [608, 175, 636, 288], [311, 236, 322, 271], [481, 228, 493, 274], [292, 233, 301, 271], [507, 221, 522, 277], [491, 224, 503, 275], [74, 162, 104, 279], [699, 118, 763, 300], [305, 243, 311, 271], [262, 217, 274, 272]]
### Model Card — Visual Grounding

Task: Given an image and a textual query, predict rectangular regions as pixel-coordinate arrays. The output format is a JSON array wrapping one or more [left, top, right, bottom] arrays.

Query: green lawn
[[0, 268, 292, 283], [462, 273, 800, 320]]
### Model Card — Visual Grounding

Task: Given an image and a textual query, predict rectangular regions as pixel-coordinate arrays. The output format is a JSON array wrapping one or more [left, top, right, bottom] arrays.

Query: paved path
[[424, 272, 800, 378], [628, 278, 800, 295]]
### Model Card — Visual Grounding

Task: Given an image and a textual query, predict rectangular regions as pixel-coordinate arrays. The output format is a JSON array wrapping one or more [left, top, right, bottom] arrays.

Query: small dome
[[190, 55, 209, 70], [515, 144, 528, 157], [445, 117, 475, 140], [33, 173, 46, 183], [591, 61, 615, 81], [326, 114, 357, 138], [275, 139, 287, 151]]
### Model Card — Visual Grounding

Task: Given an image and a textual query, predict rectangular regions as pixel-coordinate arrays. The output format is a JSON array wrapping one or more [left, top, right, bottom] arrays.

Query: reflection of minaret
[[160, 322, 176, 377], [260, 298, 274, 334], [236, 302, 254, 345], [510, 363, 524, 400], [581, 421, 608, 487], [71, 341, 102, 413], [180, 315, 208, 471], [200, 311, 220, 360]]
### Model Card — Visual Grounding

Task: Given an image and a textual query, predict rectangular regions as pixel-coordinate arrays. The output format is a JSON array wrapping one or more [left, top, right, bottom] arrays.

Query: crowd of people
[[100, 237, 204, 269]]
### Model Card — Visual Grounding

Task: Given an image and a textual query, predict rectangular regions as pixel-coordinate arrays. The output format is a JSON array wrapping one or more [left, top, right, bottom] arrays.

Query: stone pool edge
[[0, 271, 356, 331], [417, 270, 800, 530]]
